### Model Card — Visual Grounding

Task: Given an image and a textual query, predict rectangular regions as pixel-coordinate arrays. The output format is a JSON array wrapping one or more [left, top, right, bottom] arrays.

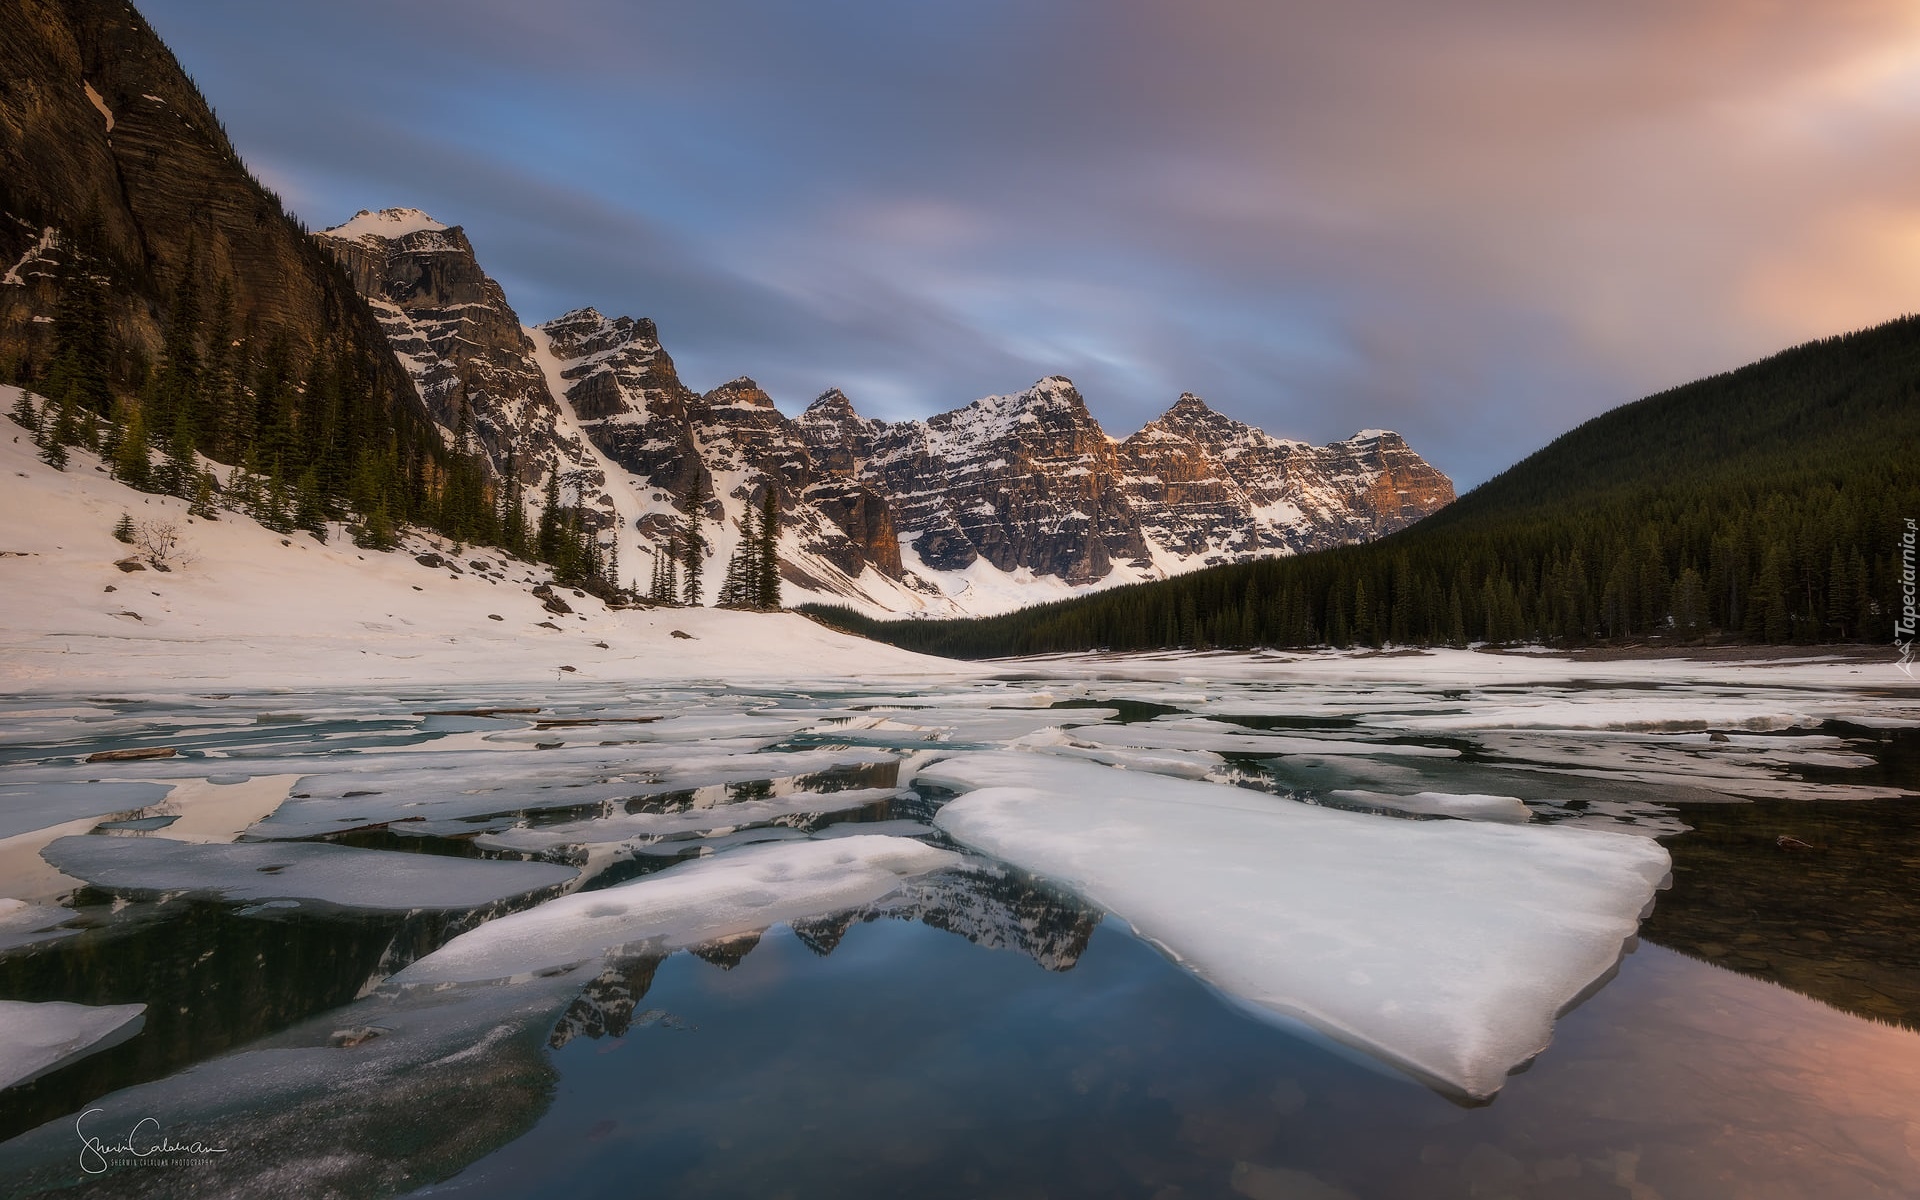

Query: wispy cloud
[[141, 0, 1920, 485]]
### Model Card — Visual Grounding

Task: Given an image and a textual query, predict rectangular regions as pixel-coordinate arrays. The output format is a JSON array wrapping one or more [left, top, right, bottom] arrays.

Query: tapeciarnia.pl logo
[[1898, 517, 1916, 678]]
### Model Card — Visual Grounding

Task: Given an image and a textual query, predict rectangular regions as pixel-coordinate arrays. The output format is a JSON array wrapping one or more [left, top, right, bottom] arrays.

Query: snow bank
[[39, 835, 577, 911], [921, 753, 1670, 1100], [0, 390, 979, 692], [394, 835, 959, 984], [0, 999, 146, 1090]]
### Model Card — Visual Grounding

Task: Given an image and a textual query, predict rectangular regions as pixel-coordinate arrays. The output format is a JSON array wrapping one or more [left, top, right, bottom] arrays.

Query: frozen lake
[[1, 655, 1917, 1198]]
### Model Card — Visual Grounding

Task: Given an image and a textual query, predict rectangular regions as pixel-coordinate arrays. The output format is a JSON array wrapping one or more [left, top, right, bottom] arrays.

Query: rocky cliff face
[[532, 307, 918, 598], [319, 219, 1451, 617], [316, 210, 608, 521], [796, 380, 1455, 598], [0, 0, 420, 423], [1116, 394, 1456, 565]]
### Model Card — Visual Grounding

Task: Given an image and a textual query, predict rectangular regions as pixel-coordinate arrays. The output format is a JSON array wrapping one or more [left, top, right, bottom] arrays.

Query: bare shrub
[[134, 520, 198, 571]]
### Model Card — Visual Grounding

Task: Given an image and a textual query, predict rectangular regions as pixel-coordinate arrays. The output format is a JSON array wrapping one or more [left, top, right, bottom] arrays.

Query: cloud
[[139, 0, 1920, 486]]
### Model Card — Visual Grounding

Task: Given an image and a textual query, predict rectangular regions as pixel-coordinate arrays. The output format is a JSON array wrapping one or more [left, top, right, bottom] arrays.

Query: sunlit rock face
[[797, 379, 1454, 588], [316, 211, 612, 522], [322, 216, 1451, 614], [1116, 394, 1457, 562]]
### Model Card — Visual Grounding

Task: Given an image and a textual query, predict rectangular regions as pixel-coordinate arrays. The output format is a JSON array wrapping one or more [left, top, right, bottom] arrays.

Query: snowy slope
[[0, 387, 981, 692]]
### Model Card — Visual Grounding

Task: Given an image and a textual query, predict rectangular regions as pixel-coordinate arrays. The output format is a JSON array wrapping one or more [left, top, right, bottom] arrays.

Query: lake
[[1, 653, 1916, 1198]]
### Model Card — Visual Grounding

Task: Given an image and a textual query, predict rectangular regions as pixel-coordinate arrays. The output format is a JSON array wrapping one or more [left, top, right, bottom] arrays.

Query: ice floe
[[244, 745, 897, 840], [39, 836, 577, 911], [394, 835, 959, 985], [1070, 719, 1461, 758], [1325, 789, 1532, 823], [476, 787, 906, 855], [922, 752, 1671, 1100], [0, 998, 147, 1090], [0, 781, 173, 840]]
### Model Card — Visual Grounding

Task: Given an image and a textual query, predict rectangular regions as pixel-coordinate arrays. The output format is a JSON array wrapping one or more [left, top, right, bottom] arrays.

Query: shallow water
[[0, 670, 1915, 1198]]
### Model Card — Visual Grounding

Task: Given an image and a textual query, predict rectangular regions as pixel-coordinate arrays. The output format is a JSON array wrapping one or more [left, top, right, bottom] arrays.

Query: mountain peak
[[1343, 428, 1403, 445], [319, 208, 450, 241], [1166, 392, 1214, 418], [706, 377, 776, 409], [806, 388, 858, 417]]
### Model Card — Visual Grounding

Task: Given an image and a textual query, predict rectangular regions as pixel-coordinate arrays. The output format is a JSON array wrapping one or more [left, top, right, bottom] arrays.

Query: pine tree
[[756, 484, 781, 610], [294, 468, 328, 541], [256, 468, 294, 534], [719, 505, 756, 607], [656, 536, 680, 604], [114, 401, 152, 490], [7, 390, 38, 434], [113, 513, 135, 544], [536, 472, 562, 565], [680, 473, 707, 605], [158, 406, 197, 498], [188, 471, 218, 520], [1671, 567, 1707, 636], [357, 501, 398, 551]]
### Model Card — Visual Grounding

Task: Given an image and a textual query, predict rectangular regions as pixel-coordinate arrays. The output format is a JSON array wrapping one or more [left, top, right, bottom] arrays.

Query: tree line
[[6, 226, 634, 597], [806, 314, 1920, 658]]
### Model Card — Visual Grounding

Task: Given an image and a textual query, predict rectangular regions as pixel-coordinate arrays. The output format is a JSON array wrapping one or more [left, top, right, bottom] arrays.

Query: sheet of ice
[[0, 781, 173, 840], [0, 899, 80, 951], [246, 745, 897, 839], [1071, 720, 1460, 759], [1326, 789, 1532, 823], [477, 787, 904, 854], [40, 836, 577, 911], [810, 818, 938, 840], [1362, 692, 1861, 733], [0, 999, 146, 1090], [395, 835, 959, 984], [921, 753, 1671, 1101], [1008, 728, 1224, 780]]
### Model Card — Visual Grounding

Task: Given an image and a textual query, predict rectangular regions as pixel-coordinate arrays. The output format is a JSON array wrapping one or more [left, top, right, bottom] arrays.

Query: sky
[[140, 0, 1920, 488]]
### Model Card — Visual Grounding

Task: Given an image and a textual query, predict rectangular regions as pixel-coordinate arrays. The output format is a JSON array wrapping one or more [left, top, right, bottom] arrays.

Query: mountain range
[[313, 208, 1453, 616], [2, 1, 1449, 619]]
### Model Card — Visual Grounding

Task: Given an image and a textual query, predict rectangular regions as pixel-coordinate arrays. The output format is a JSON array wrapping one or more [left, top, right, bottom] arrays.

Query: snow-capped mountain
[[316, 210, 611, 518], [317, 209, 1454, 617]]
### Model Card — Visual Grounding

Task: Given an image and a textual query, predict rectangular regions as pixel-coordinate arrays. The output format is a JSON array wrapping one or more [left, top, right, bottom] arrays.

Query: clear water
[[0, 671, 1917, 1199]]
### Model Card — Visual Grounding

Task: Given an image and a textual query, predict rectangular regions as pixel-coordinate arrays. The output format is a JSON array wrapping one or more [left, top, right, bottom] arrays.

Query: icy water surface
[[0, 667, 1917, 1198]]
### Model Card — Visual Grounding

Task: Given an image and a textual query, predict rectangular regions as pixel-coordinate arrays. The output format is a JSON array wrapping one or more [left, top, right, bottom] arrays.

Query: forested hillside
[[0, 0, 613, 590], [808, 315, 1920, 657]]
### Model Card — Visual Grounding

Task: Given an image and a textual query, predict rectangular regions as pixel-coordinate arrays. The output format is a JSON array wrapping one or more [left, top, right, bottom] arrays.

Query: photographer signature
[[75, 1108, 229, 1175]]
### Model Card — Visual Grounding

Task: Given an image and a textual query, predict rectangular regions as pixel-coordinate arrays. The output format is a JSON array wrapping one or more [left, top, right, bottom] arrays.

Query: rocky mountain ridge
[[318, 208, 1454, 617]]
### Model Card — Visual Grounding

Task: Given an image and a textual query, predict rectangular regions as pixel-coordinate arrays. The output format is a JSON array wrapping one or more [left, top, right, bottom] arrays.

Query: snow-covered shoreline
[[6, 383, 1915, 700], [0, 389, 982, 693]]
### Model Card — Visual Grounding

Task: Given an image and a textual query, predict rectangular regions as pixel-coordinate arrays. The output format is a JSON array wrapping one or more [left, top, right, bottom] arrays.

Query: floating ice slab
[[1073, 721, 1460, 759], [0, 781, 172, 840], [477, 787, 904, 854], [247, 745, 896, 839], [395, 835, 959, 985], [922, 753, 1670, 1101], [0, 999, 147, 1090], [0, 899, 81, 951], [40, 836, 577, 911], [1327, 789, 1532, 823]]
